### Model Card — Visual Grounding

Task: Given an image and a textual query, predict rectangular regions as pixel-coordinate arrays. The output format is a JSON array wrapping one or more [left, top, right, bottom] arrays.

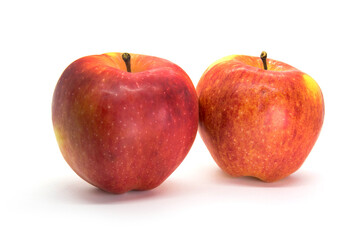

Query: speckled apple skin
[[197, 55, 324, 182], [52, 53, 198, 193]]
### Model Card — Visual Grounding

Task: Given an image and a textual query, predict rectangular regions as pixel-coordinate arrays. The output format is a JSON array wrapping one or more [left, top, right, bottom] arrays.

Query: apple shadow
[[209, 168, 318, 188], [47, 178, 187, 205]]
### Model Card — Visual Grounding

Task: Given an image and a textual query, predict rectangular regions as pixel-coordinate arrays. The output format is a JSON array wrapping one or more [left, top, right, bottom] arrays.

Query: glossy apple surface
[[196, 54, 324, 182], [52, 52, 198, 193]]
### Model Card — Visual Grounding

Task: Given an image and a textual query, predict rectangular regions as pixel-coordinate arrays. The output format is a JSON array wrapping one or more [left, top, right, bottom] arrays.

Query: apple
[[196, 52, 324, 182], [52, 52, 198, 193]]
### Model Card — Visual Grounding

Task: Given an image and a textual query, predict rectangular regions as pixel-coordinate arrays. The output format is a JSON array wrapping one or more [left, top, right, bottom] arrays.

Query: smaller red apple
[[197, 52, 324, 182]]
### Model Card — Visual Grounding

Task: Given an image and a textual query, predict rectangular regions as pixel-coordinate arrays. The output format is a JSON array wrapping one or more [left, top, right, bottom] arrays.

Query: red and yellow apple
[[52, 52, 198, 193], [196, 52, 324, 182]]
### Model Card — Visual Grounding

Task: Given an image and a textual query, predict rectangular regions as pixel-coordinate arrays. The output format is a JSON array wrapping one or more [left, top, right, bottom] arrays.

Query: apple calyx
[[122, 53, 132, 72], [260, 51, 268, 70]]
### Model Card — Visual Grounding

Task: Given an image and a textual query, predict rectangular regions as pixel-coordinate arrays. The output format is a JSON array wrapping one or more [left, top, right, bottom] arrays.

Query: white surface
[[1, 0, 359, 239]]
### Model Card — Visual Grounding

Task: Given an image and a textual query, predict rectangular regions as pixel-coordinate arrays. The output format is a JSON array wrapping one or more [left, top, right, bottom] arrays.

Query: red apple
[[52, 52, 198, 193], [196, 52, 324, 182]]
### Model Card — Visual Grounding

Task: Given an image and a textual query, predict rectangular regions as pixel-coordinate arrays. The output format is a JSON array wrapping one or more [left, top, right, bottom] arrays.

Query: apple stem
[[260, 51, 268, 70], [122, 53, 131, 72]]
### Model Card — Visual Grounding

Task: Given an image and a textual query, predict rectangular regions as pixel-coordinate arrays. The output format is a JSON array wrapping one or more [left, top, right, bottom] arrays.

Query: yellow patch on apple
[[303, 74, 321, 98], [206, 55, 238, 70], [105, 52, 119, 58], [53, 127, 65, 148]]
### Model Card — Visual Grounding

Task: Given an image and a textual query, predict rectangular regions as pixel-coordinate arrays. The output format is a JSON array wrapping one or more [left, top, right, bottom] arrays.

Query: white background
[[1, 0, 359, 239]]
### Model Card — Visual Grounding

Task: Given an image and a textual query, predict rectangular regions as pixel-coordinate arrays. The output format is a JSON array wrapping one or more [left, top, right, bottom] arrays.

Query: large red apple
[[197, 52, 324, 182], [52, 52, 198, 193]]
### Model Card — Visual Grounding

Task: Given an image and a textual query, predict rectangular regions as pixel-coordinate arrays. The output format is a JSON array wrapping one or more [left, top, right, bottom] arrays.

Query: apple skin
[[52, 52, 198, 193], [196, 55, 324, 182]]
